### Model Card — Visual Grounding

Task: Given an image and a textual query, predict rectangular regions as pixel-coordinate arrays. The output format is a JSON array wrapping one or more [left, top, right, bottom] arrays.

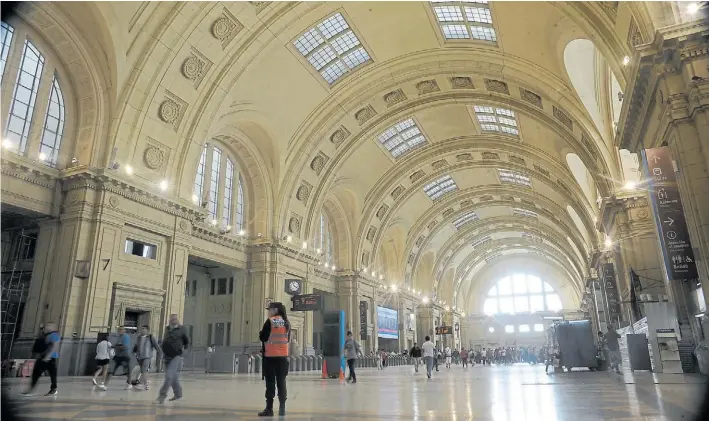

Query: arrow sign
[[652, 156, 661, 163], [664, 217, 675, 226]]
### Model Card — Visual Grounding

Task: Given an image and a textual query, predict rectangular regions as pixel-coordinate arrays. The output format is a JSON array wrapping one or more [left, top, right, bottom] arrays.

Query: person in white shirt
[[421, 336, 436, 379], [92, 334, 112, 390], [444, 346, 452, 369]]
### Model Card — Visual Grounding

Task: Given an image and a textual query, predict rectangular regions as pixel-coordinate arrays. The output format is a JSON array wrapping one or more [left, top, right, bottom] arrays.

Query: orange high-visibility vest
[[264, 316, 289, 357]]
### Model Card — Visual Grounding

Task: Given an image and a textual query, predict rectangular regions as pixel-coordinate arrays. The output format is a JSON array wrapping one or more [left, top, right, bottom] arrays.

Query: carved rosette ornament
[[509, 156, 525, 166], [179, 220, 190, 232], [366, 226, 376, 242], [144, 146, 164, 170], [383, 89, 407, 107], [456, 153, 473, 162], [211, 9, 243, 48], [416, 79, 440, 95], [410, 170, 425, 182], [109, 195, 119, 208], [354, 105, 376, 125], [485, 79, 509, 95], [181, 49, 212, 89], [376, 204, 389, 220], [288, 214, 302, 235], [553, 106, 573, 130], [310, 152, 329, 175], [158, 91, 187, 132], [330, 126, 350, 146], [482, 152, 499, 160], [296, 182, 311, 203], [450, 76, 474, 89], [391, 185, 405, 199], [520, 88, 543, 108]]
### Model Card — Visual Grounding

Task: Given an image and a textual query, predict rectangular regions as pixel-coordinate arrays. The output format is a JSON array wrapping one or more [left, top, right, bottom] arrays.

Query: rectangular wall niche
[[125, 239, 157, 260]]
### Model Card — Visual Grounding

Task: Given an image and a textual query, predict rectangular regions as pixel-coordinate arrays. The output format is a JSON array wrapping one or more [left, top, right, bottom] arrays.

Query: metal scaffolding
[[1, 229, 36, 360]]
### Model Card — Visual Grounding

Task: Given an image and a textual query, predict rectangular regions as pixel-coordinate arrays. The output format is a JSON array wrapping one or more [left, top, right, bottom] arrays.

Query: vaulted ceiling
[[16, 1, 666, 313]]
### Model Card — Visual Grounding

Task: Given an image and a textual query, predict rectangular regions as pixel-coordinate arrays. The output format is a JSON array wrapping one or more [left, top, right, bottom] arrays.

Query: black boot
[[278, 398, 286, 416], [258, 399, 274, 417]]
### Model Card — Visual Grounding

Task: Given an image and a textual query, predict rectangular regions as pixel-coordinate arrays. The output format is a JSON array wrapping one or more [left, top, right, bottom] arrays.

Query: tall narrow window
[[208, 147, 222, 221], [5, 39, 44, 153], [0, 22, 14, 82], [193, 144, 207, 204], [223, 158, 234, 228], [319, 214, 326, 251], [38, 75, 64, 166], [236, 176, 245, 232], [326, 224, 333, 262]]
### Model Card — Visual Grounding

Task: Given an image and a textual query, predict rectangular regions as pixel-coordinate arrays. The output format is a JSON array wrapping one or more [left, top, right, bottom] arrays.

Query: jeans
[[608, 349, 622, 372], [159, 356, 183, 398], [138, 358, 151, 387], [263, 357, 289, 404], [30, 359, 58, 391], [424, 356, 434, 377], [111, 356, 131, 384], [346, 358, 356, 382], [413, 357, 421, 372], [462, 358, 468, 368]]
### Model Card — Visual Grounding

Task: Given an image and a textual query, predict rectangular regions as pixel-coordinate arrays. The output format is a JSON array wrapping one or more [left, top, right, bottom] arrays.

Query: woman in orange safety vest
[[258, 301, 291, 417]]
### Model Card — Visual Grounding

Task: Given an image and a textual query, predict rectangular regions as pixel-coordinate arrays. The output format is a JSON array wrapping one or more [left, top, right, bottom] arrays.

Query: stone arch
[[321, 196, 353, 270], [566, 152, 598, 206]]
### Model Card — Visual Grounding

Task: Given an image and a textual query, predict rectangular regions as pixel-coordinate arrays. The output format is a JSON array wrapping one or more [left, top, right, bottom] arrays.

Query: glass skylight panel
[[498, 169, 531, 187], [472, 235, 492, 248], [474, 106, 519, 135], [465, 7, 492, 23], [5, 39, 44, 153], [424, 175, 458, 200], [470, 26, 497, 41], [431, 1, 496, 42], [378, 118, 428, 158], [453, 211, 479, 229], [512, 207, 538, 218], [294, 13, 371, 85]]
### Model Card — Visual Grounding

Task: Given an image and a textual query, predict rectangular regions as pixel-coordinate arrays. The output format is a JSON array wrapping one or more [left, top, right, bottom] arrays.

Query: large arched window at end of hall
[[192, 142, 246, 235], [483, 274, 563, 315], [316, 213, 335, 265], [2, 20, 68, 167]]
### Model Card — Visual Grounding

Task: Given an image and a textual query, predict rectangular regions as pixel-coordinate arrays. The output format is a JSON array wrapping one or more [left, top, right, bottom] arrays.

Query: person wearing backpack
[[157, 314, 189, 404], [134, 325, 159, 391], [21, 322, 61, 396]]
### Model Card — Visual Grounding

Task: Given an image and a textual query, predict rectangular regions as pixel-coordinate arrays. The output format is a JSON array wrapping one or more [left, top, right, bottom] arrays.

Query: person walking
[[105, 326, 133, 390], [376, 349, 384, 370], [258, 302, 291, 417], [605, 324, 622, 374], [444, 346, 452, 369], [205, 344, 215, 374], [343, 331, 362, 383], [134, 325, 159, 391], [460, 348, 469, 369], [422, 336, 435, 379], [157, 314, 190, 404], [410, 343, 422, 373], [92, 333, 112, 390], [21, 322, 60, 396]]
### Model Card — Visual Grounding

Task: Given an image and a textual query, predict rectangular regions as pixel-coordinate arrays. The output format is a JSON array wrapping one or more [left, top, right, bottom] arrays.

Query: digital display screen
[[377, 306, 398, 339]]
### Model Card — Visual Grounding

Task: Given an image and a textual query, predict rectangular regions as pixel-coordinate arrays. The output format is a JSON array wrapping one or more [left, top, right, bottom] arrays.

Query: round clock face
[[289, 281, 300, 292]]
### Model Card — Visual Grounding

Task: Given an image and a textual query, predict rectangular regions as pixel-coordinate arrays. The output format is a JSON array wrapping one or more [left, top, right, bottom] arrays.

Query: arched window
[[193, 142, 246, 234], [483, 274, 562, 315], [1, 20, 67, 167], [315, 213, 335, 264]]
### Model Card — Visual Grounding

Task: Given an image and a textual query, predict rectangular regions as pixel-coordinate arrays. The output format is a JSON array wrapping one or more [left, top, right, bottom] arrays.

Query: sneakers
[[19, 391, 35, 397], [157, 396, 166, 404], [124, 384, 133, 390], [44, 390, 58, 397], [168, 396, 181, 402], [92, 378, 98, 386], [98, 385, 107, 391]]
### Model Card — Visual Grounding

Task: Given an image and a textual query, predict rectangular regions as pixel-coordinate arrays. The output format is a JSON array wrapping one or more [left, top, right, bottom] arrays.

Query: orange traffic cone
[[321, 359, 328, 379], [339, 367, 345, 381]]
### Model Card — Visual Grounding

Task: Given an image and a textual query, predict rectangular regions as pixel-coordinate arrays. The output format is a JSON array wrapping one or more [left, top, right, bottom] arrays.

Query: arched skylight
[[564, 39, 605, 134], [484, 274, 562, 315], [566, 153, 596, 203]]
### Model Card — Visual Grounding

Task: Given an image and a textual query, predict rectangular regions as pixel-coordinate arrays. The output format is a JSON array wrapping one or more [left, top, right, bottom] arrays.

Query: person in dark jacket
[[157, 314, 189, 404], [258, 302, 291, 417], [410, 344, 422, 372]]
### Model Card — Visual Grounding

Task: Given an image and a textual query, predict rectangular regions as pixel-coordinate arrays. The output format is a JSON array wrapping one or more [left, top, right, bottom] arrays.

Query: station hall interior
[[1, 1, 709, 420]]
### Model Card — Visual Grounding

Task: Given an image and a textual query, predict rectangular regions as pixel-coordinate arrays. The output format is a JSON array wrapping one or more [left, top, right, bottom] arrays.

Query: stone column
[[242, 244, 274, 345], [19, 218, 58, 338]]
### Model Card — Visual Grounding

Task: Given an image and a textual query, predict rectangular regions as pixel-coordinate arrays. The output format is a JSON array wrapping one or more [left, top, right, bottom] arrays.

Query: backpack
[[32, 335, 49, 355], [161, 329, 184, 358]]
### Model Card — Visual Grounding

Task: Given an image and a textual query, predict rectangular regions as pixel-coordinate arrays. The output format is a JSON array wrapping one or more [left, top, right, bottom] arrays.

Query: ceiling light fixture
[[191, 194, 199, 204], [688, 2, 699, 14], [38, 152, 47, 161], [2, 139, 13, 149], [302, 241, 307, 249], [286, 235, 292, 243], [159, 180, 168, 191], [239, 230, 246, 236], [391, 284, 398, 292], [422, 296, 429, 304], [125, 165, 133, 175], [624, 181, 637, 191], [622, 56, 630, 66]]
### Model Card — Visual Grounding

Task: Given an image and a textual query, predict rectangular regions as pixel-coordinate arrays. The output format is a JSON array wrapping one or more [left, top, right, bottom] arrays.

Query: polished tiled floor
[[3, 364, 706, 420]]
